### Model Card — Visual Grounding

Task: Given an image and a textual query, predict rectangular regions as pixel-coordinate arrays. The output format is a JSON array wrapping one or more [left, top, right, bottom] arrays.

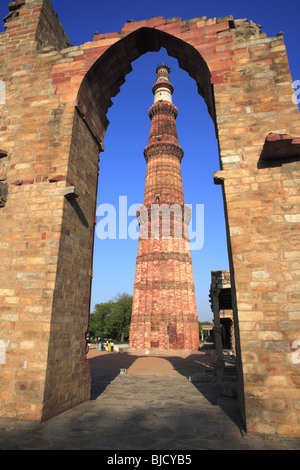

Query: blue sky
[[1, 0, 299, 321]]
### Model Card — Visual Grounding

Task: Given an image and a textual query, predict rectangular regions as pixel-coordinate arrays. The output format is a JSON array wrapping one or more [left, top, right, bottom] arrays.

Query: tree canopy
[[89, 294, 212, 343], [89, 293, 133, 342]]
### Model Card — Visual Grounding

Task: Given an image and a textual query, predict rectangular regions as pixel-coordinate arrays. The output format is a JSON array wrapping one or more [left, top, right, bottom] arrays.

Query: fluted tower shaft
[[129, 64, 199, 352]]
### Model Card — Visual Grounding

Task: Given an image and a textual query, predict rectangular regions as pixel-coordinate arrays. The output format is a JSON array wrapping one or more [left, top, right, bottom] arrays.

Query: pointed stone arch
[[76, 26, 216, 147]]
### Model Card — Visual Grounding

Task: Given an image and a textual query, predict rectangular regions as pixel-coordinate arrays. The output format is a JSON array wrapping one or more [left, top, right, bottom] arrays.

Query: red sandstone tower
[[129, 64, 199, 352]]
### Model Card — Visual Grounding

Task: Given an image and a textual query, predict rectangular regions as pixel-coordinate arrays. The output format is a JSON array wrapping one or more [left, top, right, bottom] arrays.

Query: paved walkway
[[0, 345, 299, 450]]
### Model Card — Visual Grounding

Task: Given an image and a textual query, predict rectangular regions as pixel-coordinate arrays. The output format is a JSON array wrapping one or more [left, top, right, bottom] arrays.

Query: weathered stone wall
[[215, 162, 300, 436], [0, 0, 97, 420], [0, 0, 299, 435]]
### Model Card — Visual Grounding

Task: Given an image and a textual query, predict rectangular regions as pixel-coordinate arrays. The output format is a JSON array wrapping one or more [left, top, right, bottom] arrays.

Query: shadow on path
[[88, 343, 242, 431], [0, 345, 299, 450]]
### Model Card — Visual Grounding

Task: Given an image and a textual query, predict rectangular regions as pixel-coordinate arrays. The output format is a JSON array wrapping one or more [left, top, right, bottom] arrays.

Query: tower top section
[[155, 62, 171, 74], [152, 63, 174, 104]]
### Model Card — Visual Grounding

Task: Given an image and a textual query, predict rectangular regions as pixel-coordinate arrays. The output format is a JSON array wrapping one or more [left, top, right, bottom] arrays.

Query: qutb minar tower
[[129, 64, 199, 352]]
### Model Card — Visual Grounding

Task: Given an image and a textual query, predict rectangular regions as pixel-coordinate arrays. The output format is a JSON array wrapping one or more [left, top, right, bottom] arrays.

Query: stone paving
[[0, 347, 299, 451]]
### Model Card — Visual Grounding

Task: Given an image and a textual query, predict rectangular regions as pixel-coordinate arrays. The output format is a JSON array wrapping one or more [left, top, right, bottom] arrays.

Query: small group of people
[[98, 340, 114, 353]]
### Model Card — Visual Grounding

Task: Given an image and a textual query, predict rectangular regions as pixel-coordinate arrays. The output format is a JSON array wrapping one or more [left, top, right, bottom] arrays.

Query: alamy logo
[[0, 340, 5, 365], [0, 80, 5, 105], [95, 196, 204, 250], [292, 80, 300, 105], [291, 340, 300, 365]]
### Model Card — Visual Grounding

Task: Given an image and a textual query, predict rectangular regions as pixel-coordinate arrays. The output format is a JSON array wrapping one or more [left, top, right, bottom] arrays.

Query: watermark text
[[96, 196, 204, 250]]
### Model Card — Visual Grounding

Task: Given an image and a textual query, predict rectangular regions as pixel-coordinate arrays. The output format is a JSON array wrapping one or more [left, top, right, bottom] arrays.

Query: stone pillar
[[211, 292, 225, 370]]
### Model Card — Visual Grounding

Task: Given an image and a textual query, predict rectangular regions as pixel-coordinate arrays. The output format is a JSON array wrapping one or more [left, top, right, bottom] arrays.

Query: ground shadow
[[88, 352, 138, 400], [2, 349, 298, 449], [87, 342, 243, 431]]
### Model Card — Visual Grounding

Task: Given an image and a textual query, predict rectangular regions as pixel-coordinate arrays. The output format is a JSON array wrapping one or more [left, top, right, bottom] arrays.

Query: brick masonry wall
[[0, 0, 97, 420], [215, 162, 300, 436], [0, 0, 299, 434]]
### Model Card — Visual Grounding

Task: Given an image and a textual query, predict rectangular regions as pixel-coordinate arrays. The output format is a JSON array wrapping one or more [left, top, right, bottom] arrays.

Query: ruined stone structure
[[209, 270, 235, 363], [129, 64, 199, 352], [0, 0, 299, 436]]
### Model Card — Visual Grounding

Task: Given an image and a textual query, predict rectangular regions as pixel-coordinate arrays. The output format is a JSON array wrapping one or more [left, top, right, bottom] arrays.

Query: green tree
[[89, 293, 133, 342], [198, 321, 203, 339], [108, 293, 133, 342], [89, 300, 114, 339]]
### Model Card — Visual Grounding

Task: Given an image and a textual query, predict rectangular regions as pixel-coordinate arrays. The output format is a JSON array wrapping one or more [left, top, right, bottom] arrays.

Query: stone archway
[[0, 0, 299, 437]]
